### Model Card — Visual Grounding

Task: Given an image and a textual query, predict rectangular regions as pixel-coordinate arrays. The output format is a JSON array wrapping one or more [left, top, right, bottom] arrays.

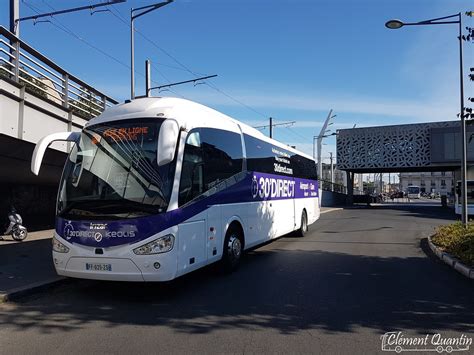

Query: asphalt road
[[0, 205, 472, 354]]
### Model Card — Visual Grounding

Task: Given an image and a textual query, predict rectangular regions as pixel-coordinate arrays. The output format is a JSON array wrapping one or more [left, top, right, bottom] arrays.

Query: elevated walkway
[[336, 121, 471, 173], [335, 121, 474, 206], [0, 26, 118, 228]]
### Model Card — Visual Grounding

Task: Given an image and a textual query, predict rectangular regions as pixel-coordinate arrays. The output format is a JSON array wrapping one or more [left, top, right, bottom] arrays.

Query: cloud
[[178, 88, 459, 123]]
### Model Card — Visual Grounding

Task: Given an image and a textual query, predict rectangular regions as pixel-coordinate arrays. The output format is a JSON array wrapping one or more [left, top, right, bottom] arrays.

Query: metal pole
[[330, 152, 334, 191], [130, 10, 135, 100], [10, 0, 19, 36], [145, 59, 151, 97], [269, 117, 273, 138], [317, 138, 322, 181], [459, 13, 468, 225], [9, 0, 19, 82], [380, 173, 383, 194]]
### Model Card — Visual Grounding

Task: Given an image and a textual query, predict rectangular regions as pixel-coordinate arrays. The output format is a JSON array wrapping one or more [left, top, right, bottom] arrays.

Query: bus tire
[[221, 225, 243, 273], [296, 210, 308, 238]]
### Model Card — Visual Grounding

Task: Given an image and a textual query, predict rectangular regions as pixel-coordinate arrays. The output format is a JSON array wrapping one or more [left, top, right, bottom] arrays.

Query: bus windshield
[[57, 118, 176, 220]]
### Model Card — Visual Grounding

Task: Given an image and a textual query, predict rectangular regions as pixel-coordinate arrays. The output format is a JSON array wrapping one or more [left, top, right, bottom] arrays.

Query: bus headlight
[[52, 237, 70, 253], [133, 235, 174, 255]]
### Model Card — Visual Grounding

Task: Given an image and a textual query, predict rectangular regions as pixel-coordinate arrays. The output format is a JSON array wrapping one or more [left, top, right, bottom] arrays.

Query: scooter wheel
[[12, 227, 27, 241]]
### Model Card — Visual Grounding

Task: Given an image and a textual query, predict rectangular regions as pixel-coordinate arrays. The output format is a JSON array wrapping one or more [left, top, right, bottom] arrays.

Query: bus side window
[[179, 131, 204, 206], [200, 128, 243, 191], [178, 128, 243, 206]]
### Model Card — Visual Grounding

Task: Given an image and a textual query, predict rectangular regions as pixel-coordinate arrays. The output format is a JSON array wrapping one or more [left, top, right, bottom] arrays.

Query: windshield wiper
[[59, 198, 165, 219]]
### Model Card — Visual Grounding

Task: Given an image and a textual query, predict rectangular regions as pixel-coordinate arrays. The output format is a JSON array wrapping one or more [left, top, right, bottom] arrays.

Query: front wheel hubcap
[[228, 235, 242, 260]]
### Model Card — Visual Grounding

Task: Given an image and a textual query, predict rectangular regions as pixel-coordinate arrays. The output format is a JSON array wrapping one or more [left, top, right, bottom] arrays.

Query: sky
[[1, 0, 473, 164]]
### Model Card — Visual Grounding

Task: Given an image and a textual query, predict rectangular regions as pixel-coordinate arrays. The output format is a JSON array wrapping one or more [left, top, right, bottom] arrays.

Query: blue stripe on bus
[[55, 171, 318, 248]]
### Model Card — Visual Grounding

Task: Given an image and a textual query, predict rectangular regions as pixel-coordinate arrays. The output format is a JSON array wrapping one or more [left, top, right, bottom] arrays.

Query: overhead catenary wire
[[108, 2, 270, 122], [25, 0, 185, 98], [36, 0, 275, 127], [31, 1, 313, 153], [108, 5, 207, 75], [25, 1, 130, 70], [285, 126, 314, 144]]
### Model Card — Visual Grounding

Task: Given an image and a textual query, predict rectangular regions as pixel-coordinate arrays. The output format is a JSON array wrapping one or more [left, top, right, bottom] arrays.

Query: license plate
[[86, 263, 112, 272]]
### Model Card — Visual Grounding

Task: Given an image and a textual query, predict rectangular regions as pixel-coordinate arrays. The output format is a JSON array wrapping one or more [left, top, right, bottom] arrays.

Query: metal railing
[[319, 179, 365, 195], [320, 179, 347, 194], [0, 26, 118, 119]]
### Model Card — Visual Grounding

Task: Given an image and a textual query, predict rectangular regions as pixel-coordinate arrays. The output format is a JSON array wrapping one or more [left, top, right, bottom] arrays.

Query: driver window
[[179, 131, 204, 206]]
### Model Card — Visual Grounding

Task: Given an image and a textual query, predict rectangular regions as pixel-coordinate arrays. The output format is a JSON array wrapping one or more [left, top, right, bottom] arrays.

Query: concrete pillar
[[346, 171, 354, 206]]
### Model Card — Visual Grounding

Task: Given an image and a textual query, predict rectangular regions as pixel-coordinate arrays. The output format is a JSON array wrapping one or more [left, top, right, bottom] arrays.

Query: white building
[[399, 171, 454, 194]]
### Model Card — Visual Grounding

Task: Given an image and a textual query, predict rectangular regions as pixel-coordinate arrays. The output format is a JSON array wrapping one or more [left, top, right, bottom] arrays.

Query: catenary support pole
[[10, 0, 19, 36], [145, 59, 151, 97]]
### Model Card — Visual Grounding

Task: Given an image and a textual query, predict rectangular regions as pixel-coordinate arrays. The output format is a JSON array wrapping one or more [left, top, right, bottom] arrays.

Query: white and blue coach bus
[[31, 97, 320, 281]]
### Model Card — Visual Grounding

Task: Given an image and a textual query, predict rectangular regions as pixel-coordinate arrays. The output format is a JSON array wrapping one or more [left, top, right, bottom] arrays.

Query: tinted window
[[179, 128, 243, 206], [244, 134, 277, 174], [291, 155, 318, 180], [201, 128, 243, 190], [244, 134, 317, 179]]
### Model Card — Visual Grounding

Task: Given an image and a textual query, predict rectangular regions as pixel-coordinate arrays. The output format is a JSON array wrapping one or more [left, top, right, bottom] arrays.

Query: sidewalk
[[0, 229, 65, 302], [320, 207, 344, 214]]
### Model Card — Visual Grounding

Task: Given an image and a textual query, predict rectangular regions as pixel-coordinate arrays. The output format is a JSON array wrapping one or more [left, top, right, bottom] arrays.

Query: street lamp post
[[385, 13, 468, 226], [131, 0, 173, 100]]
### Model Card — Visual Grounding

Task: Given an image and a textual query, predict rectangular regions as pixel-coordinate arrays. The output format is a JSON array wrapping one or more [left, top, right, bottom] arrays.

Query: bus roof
[[87, 97, 314, 161]]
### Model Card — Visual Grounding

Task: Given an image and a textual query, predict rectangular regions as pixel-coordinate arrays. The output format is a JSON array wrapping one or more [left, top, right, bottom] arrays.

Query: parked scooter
[[2, 207, 28, 241]]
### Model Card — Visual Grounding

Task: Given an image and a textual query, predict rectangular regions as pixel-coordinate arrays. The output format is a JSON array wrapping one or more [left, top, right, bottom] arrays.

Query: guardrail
[[0, 26, 118, 119], [320, 179, 365, 195], [320, 179, 347, 194]]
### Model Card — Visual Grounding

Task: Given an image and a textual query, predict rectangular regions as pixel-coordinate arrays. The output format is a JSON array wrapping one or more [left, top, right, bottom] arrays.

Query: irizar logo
[[94, 232, 103, 242], [252, 175, 296, 199]]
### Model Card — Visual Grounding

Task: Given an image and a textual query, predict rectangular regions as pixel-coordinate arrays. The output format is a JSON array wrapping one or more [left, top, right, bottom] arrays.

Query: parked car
[[390, 191, 403, 199]]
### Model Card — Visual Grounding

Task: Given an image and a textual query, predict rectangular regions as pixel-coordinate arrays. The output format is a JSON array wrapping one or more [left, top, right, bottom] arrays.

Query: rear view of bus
[[31, 97, 320, 282]]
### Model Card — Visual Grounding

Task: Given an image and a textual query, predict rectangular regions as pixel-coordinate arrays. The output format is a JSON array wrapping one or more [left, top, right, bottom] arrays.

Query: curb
[[320, 208, 344, 214], [428, 236, 474, 280], [0, 277, 67, 303]]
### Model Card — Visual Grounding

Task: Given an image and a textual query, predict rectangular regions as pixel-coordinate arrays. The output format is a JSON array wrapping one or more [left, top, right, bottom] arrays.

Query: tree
[[69, 87, 102, 119]]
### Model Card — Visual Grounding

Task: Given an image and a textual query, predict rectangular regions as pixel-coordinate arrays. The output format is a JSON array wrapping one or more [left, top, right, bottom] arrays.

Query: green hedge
[[432, 221, 474, 267]]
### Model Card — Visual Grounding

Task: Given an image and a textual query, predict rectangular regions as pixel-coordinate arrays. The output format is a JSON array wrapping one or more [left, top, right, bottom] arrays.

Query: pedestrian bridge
[[0, 26, 118, 228], [336, 120, 474, 173], [336, 120, 474, 204]]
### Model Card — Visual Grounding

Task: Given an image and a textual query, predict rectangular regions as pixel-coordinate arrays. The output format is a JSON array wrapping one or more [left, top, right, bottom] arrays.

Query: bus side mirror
[[31, 131, 80, 175], [157, 119, 179, 166]]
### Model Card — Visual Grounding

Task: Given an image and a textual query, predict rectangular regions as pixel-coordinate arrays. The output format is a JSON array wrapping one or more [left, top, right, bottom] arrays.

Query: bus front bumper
[[53, 253, 178, 282]]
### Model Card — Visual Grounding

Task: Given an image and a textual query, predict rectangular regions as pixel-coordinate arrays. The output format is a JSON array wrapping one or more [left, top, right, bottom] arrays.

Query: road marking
[[320, 208, 343, 214]]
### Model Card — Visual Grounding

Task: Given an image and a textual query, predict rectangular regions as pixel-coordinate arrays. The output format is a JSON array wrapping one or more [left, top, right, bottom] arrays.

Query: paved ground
[[0, 229, 62, 296], [0, 205, 472, 354]]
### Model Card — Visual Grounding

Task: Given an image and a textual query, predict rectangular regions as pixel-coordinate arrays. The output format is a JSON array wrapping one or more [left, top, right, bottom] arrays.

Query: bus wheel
[[297, 210, 308, 238], [222, 226, 243, 272]]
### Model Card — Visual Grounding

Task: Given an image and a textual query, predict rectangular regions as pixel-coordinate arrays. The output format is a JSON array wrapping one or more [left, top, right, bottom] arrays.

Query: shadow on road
[[349, 204, 458, 222], [0, 238, 56, 292], [0, 245, 472, 336]]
